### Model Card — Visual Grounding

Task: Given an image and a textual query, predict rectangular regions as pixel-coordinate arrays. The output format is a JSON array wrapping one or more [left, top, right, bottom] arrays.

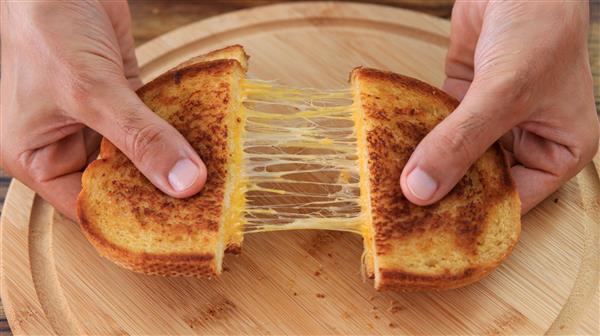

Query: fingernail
[[168, 159, 199, 192], [406, 167, 438, 201]]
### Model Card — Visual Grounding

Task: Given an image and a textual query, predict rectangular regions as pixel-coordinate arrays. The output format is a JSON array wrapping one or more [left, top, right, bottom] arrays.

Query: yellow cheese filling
[[219, 78, 374, 272]]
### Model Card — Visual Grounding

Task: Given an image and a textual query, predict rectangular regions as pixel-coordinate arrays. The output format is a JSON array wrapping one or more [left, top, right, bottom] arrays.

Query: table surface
[[0, 1, 598, 334]]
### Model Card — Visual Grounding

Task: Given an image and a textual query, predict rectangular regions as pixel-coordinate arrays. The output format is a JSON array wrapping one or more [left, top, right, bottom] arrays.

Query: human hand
[[0, 1, 207, 220], [400, 1, 598, 213]]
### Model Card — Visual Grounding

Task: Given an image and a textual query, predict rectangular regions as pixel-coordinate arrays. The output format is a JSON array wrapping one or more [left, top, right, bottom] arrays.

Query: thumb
[[81, 82, 207, 198], [400, 79, 518, 205]]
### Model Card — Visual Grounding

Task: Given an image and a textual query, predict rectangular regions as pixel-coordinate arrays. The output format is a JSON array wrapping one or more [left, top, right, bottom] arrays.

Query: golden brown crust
[[170, 44, 249, 73], [351, 67, 521, 291], [77, 50, 247, 278], [78, 205, 217, 277]]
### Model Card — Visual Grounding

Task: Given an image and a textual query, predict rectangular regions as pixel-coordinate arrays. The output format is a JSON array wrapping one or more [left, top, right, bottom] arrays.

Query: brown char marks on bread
[[77, 57, 245, 278], [352, 67, 519, 290], [108, 59, 239, 236], [78, 197, 218, 277]]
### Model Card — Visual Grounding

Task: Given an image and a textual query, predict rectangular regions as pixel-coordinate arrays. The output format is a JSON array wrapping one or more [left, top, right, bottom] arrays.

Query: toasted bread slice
[[77, 46, 248, 277], [351, 67, 521, 291]]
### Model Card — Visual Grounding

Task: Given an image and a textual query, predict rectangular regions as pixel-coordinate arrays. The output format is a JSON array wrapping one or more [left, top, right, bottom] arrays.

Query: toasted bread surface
[[77, 48, 247, 277], [171, 44, 249, 72], [351, 67, 521, 291]]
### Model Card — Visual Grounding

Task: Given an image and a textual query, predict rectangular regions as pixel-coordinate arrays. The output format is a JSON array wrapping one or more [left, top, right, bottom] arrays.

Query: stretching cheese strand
[[224, 79, 368, 238]]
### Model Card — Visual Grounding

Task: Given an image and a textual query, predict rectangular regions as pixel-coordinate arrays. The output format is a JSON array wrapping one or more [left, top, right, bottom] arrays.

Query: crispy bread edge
[[170, 44, 249, 73], [350, 67, 521, 291]]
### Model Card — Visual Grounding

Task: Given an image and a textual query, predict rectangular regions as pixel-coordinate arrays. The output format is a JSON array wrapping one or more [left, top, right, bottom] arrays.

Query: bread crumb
[[327, 253, 333, 258], [316, 293, 326, 299], [554, 198, 559, 203], [389, 322, 397, 328], [388, 300, 405, 313], [374, 314, 380, 319], [293, 292, 298, 296], [314, 270, 321, 276]]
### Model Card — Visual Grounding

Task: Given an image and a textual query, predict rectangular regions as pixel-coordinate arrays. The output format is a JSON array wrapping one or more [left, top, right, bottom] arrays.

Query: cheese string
[[238, 79, 365, 234]]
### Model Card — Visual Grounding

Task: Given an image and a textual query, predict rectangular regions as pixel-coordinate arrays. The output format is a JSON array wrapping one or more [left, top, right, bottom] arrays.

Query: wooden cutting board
[[1, 3, 598, 335]]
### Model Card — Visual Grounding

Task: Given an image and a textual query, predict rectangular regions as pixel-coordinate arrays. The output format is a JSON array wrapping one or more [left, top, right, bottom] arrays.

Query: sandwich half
[[351, 68, 521, 290], [78, 45, 249, 277], [78, 45, 520, 290]]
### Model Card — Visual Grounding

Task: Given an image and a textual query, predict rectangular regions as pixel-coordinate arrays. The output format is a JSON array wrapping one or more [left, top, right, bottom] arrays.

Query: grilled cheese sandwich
[[78, 45, 520, 291]]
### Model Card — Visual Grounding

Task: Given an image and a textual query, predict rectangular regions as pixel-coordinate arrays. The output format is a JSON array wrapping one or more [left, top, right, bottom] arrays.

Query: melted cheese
[[220, 78, 373, 272]]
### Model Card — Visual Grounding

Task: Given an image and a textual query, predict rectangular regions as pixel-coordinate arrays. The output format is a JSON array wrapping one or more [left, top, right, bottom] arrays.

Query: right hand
[[0, 1, 207, 220], [399, 1, 598, 213]]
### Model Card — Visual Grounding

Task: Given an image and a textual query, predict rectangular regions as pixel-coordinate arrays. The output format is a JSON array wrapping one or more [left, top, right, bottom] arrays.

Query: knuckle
[[435, 130, 473, 163], [14, 151, 48, 184], [475, 68, 533, 111], [121, 119, 165, 168], [557, 121, 599, 177], [67, 75, 103, 108], [67, 73, 122, 112]]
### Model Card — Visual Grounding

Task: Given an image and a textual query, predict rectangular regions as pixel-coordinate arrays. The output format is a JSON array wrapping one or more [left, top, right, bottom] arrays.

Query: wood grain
[[129, 0, 454, 46], [1, 3, 598, 335]]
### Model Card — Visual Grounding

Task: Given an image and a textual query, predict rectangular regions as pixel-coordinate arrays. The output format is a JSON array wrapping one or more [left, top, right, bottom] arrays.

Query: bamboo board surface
[[1, 3, 598, 335]]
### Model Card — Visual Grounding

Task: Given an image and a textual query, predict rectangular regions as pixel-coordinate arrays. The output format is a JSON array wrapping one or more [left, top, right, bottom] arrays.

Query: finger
[[500, 129, 563, 213], [83, 127, 101, 164], [35, 171, 82, 221], [83, 127, 101, 155], [80, 82, 207, 198], [508, 128, 590, 213], [511, 165, 560, 214], [27, 130, 87, 182], [442, 77, 471, 101], [100, 0, 141, 89], [442, 1, 486, 97], [400, 81, 518, 206]]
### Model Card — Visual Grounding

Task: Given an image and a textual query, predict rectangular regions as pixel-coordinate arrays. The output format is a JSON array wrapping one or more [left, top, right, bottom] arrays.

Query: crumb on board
[[554, 198, 559, 203], [388, 300, 406, 313], [316, 293, 326, 299], [389, 322, 397, 328], [374, 315, 380, 319], [314, 270, 321, 276], [293, 292, 298, 296], [327, 253, 333, 258]]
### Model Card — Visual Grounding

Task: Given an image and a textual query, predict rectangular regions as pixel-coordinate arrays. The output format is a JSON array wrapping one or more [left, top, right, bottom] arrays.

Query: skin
[[1, 1, 207, 220], [400, 1, 598, 213], [1, 1, 598, 220]]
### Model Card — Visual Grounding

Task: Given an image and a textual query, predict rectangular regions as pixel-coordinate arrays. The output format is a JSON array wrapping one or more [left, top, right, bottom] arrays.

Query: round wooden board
[[1, 3, 598, 335]]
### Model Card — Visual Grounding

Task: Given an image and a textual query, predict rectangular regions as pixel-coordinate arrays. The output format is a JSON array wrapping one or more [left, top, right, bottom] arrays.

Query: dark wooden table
[[0, 1, 598, 335]]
